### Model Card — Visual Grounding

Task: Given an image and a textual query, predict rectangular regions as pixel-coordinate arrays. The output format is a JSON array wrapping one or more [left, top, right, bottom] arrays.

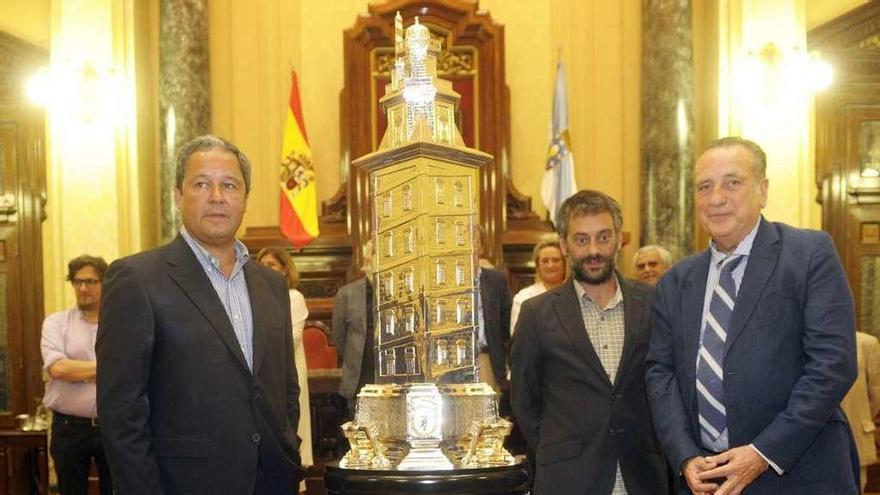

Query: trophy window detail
[[403, 268, 415, 293], [455, 261, 465, 286], [402, 183, 413, 211], [453, 180, 464, 208], [454, 338, 468, 366], [435, 299, 446, 324], [383, 192, 393, 218], [405, 346, 417, 375], [436, 339, 448, 366], [436, 260, 446, 285], [435, 178, 445, 205], [434, 217, 445, 244], [404, 227, 415, 253], [383, 348, 396, 376], [383, 310, 396, 337], [404, 306, 416, 333], [384, 232, 394, 258], [456, 299, 468, 324], [454, 220, 466, 246], [381, 273, 394, 303]]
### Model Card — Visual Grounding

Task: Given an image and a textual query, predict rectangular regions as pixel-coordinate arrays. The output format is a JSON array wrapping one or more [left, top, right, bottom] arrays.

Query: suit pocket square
[[154, 436, 211, 458], [538, 438, 583, 465]]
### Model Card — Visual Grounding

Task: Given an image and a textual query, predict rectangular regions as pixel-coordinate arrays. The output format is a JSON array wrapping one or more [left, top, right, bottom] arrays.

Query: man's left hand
[[699, 445, 769, 495]]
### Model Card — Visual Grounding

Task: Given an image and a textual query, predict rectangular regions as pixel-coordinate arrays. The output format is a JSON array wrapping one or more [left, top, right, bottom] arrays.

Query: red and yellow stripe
[[279, 70, 319, 248]]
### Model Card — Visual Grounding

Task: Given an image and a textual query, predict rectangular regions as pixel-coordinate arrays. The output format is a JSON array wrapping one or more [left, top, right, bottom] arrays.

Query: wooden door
[[810, 3, 880, 339], [0, 30, 48, 495]]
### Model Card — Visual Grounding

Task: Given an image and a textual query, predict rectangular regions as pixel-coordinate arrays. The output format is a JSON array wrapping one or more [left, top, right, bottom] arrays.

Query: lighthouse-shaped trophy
[[338, 14, 517, 472]]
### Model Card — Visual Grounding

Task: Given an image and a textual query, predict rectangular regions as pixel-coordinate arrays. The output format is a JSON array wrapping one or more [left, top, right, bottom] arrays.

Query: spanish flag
[[279, 70, 319, 248]]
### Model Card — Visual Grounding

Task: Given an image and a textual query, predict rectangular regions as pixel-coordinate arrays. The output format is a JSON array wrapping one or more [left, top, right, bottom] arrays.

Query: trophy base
[[325, 458, 530, 495], [340, 382, 515, 470]]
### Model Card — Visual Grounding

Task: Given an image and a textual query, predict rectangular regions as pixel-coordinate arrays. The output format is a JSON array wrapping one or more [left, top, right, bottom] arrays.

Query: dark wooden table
[[0, 430, 48, 495]]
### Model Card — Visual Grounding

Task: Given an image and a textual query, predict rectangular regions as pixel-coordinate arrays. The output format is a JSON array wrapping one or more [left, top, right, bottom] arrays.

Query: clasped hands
[[683, 445, 769, 495]]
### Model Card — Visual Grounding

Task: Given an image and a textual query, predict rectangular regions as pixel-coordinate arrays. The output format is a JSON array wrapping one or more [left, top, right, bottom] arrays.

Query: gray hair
[[633, 244, 672, 266], [555, 190, 623, 239], [174, 135, 252, 194], [703, 136, 767, 179]]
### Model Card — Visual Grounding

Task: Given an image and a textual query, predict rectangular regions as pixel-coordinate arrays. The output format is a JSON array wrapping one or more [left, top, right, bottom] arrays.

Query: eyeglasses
[[71, 279, 101, 288]]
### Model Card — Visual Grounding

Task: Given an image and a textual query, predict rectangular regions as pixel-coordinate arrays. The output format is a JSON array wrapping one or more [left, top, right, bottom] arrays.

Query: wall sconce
[[25, 62, 122, 124], [737, 42, 833, 106]]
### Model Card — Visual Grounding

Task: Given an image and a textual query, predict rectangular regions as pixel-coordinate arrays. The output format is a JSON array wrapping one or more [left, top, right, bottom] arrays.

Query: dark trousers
[[50, 412, 112, 495]]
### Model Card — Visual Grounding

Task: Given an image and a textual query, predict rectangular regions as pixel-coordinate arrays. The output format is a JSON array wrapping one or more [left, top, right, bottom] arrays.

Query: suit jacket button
[[252, 433, 261, 444]]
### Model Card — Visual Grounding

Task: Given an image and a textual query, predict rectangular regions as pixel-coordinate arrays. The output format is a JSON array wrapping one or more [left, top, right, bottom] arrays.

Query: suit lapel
[[614, 277, 643, 389], [725, 219, 780, 356], [245, 261, 272, 374], [682, 250, 712, 382], [553, 280, 612, 387], [165, 236, 251, 373]]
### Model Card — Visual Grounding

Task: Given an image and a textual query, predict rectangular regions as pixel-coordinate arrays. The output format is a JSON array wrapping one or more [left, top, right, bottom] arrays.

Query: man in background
[[42, 255, 111, 495], [632, 244, 671, 286], [475, 226, 513, 396], [332, 239, 375, 418]]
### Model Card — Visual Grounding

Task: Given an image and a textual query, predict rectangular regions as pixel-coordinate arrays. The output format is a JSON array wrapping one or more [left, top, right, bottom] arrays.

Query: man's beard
[[77, 300, 98, 312], [570, 252, 617, 285]]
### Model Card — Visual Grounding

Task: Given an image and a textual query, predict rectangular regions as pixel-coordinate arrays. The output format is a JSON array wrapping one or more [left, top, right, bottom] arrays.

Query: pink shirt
[[41, 308, 97, 418]]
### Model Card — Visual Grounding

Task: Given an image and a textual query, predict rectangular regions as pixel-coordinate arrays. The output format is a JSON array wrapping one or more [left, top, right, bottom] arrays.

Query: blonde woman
[[510, 240, 567, 334], [256, 247, 313, 480]]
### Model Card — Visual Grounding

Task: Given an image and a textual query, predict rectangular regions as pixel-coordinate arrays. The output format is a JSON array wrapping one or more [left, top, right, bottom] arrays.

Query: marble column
[[159, 0, 211, 242], [640, 0, 694, 260]]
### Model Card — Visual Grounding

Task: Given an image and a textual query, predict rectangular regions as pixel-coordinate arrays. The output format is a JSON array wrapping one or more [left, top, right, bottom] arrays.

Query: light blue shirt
[[180, 227, 255, 371], [698, 217, 782, 474]]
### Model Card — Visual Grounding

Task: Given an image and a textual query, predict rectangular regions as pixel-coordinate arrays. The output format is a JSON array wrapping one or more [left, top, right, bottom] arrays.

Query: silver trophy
[[340, 13, 514, 471]]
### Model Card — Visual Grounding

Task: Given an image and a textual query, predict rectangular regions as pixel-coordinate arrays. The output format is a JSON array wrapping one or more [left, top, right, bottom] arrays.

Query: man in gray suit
[[332, 239, 374, 416]]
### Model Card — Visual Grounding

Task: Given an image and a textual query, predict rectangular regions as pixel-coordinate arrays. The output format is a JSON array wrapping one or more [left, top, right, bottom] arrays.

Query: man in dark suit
[[646, 137, 858, 494], [473, 225, 513, 392], [97, 135, 303, 494], [510, 190, 669, 495], [478, 264, 513, 393], [332, 239, 374, 418]]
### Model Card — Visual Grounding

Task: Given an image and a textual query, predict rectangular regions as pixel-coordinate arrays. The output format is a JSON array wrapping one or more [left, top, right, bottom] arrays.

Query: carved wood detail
[[245, 1, 548, 309], [810, 6, 880, 455], [0, 30, 48, 492]]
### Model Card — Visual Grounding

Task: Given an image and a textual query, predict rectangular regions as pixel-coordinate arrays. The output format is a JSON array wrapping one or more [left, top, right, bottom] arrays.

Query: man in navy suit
[[646, 137, 859, 494], [97, 136, 303, 494]]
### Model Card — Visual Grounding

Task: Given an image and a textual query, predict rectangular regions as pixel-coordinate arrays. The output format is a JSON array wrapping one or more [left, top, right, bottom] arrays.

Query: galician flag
[[279, 70, 319, 248], [540, 57, 578, 226]]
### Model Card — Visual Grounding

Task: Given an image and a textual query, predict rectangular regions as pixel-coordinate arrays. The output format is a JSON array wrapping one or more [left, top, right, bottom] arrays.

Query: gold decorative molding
[[375, 47, 476, 77], [858, 34, 880, 50]]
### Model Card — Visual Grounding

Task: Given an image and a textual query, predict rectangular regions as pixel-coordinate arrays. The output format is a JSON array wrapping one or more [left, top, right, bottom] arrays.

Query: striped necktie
[[697, 255, 743, 442]]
